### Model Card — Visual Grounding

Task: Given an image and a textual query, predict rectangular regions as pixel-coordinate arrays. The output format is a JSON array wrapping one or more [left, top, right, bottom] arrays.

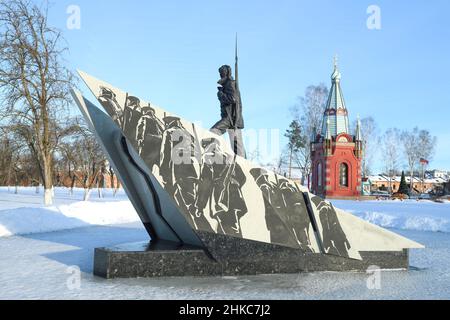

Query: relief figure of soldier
[[122, 95, 143, 149], [195, 137, 247, 237], [250, 168, 299, 247], [98, 87, 124, 128], [136, 104, 164, 171], [310, 195, 351, 257], [159, 116, 212, 232]]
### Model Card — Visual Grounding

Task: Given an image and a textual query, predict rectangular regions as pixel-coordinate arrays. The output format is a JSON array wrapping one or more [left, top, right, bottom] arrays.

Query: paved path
[[0, 223, 449, 299]]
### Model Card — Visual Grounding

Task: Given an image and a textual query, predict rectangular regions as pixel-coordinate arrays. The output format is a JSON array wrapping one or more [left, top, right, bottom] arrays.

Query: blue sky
[[46, 0, 450, 172]]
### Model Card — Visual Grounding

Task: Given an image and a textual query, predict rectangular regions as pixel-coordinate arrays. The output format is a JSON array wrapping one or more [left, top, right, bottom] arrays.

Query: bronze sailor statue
[[210, 37, 246, 158]]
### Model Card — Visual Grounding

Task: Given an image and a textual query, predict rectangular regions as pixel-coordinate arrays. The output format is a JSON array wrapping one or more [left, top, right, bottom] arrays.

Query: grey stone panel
[[94, 241, 221, 278], [94, 236, 409, 279]]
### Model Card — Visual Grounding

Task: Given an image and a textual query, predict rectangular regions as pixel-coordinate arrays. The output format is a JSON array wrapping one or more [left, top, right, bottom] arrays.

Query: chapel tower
[[310, 58, 362, 198]]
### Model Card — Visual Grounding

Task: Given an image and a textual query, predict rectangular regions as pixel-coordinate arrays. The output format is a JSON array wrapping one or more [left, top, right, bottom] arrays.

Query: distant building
[[310, 59, 362, 199], [427, 169, 449, 180], [368, 175, 447, 194]]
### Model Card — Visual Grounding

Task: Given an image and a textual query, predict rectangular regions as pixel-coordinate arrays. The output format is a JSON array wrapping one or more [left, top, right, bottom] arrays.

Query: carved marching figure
[[250, 168, 299, 247], [98, 87, 124, 128], [196, 137, 247, 237], [159, 116, 210, 231], [277, 178, 315, 252], [136, 104, 165, 171], [310, 195, 351, 257], [122, 95, 142, 149]]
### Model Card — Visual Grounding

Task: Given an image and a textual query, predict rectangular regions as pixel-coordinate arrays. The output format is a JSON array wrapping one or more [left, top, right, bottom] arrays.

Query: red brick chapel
[[310, 59, 363, 199]]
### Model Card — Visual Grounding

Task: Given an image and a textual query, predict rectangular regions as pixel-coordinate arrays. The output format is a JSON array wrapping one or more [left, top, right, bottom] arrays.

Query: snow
[[0, 223, 448, 299], [1, 187, 450, 238], [0, 187, 139, 237], [1, 187, 450, 299], [331, 199, 450, 233]]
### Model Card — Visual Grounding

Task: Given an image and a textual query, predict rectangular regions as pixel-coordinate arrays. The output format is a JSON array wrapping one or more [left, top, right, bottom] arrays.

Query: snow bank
[[0, 187, 139, 237], [2, 187, 450, 237], [332, 200, 450, 233]]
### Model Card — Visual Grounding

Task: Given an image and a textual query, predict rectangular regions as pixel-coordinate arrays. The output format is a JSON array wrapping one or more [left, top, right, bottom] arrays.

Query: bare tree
[[0, 126, 24, 190], [107, 164, 121, 197], [0, 0, 75, 205], [291, 84, 329, 186], [108, 165, 115, 189], [264, 147, 289, 176], [401, 127, 437, 194], [401, 128, 419, 193], [96, 161, 106, 198], [59, 137, 80, 195], [0, 124, 43, 193], [416, 129, 436, 193], [417, 129, 437, 164], [379, 128, 401, 194], [73, 127, 107, 201], [0, 126, 15, 187]]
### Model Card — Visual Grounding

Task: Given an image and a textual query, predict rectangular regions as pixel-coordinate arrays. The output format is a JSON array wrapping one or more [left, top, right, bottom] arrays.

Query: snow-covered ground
[[0, 187, 139, 237], [1, 187, 450, 299], [0, 222, 448, 299], [2, 187, 450, 237], [331, 199, 450, 233]]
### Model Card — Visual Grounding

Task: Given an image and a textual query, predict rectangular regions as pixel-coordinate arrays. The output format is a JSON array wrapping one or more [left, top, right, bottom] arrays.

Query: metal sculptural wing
[[70, 90, 206, 248], [75, 71, 423, 261]]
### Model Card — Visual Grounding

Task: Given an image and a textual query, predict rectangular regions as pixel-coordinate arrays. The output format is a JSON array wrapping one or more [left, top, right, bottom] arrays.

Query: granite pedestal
[[94, 232, 409, 279]]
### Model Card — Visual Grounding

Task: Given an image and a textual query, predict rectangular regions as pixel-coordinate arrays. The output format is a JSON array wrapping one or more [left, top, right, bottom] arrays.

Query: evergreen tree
[[398, 171, 409, 195], [285, 120, 305, 179]]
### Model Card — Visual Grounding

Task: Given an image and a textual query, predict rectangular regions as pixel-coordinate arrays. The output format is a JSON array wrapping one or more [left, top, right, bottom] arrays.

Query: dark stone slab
[[196, 231, 409, 274], [94, 241, 221, 278], [94, 233, 410, 278]]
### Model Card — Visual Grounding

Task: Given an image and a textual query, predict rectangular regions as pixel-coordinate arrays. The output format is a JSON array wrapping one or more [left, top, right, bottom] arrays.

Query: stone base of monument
[[93, 233, 409, 279]]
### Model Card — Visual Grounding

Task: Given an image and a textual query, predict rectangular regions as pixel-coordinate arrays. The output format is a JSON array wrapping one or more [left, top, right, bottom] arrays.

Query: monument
[[211, 38, 245, 157], [71, 69, 423, 279], [211, 65, 245, 158]]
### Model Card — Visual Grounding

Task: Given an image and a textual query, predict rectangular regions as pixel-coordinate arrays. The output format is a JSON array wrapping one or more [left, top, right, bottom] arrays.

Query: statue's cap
[[99, 86, 115, 96], [249, 168, 270, 181], [127, 95, 140, 105], [142, 105, 155, 113], [163, 116, 181, 126]]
